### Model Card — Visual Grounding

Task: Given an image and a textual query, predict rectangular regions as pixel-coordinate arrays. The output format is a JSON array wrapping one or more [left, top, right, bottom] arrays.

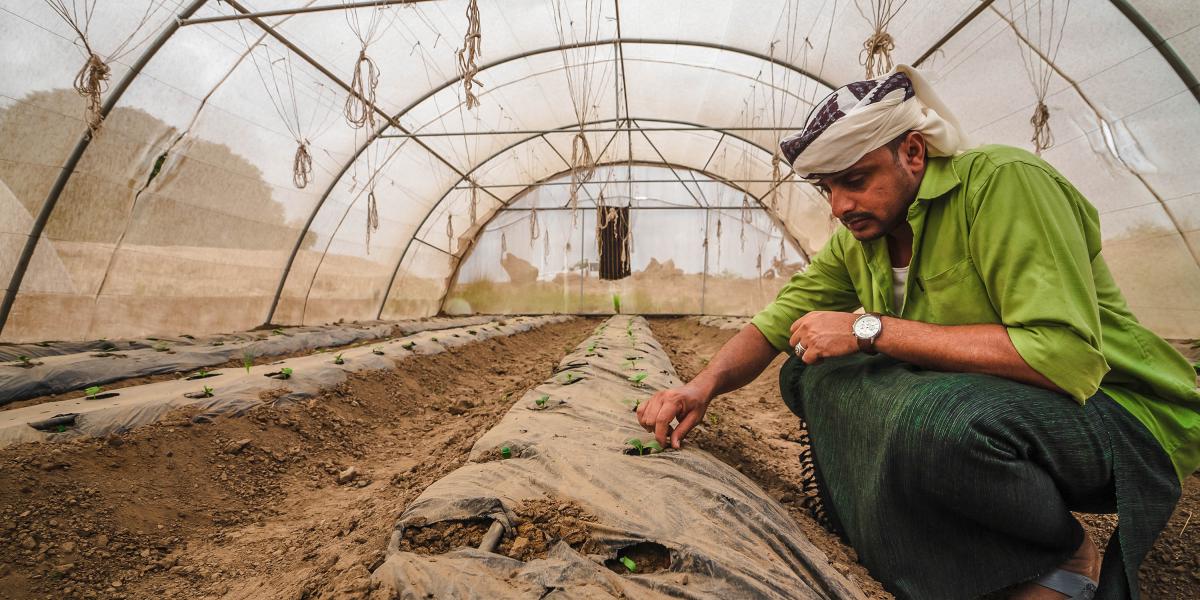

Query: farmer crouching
[[637, 66, 1199, 600]]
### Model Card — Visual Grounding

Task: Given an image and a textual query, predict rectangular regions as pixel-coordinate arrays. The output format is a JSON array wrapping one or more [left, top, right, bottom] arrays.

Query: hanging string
[[45, 0, 164, 134], [855, 0, 908, 78], [365, 189, 380, 253], [446, 214, 455, 253], [343, 3, 385, 129], [457, 0, 483, 109], [1008, 0, 1071, 154], [570, 131, 596, 217], [500, 231, 508, 255], [544, 228, 552, 261], [770, 150, 787, 210], [469, 183, 479, 226], [552, 0, 607, 228], [529, 208, 541, 246], [293, 140, 313, 188]]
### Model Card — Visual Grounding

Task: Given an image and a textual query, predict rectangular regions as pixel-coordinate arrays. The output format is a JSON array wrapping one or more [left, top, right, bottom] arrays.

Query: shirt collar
[[915, 155, 960, 202]]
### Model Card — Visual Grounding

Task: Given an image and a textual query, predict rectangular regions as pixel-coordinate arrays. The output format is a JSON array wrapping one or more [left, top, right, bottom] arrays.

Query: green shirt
[[752, 145, 1200, 481]]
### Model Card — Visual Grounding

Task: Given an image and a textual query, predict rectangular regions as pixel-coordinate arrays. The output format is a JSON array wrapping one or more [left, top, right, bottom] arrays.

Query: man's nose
[[829, 190, 854, 219]]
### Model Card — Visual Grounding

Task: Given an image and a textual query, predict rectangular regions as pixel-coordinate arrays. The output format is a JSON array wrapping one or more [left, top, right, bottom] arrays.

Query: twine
[[344, 50, 379, 129], [365, 189, 380, 254], [74, 53, 110, 134], [859, 30, 895, 79], [292, 140, 313, 189], [1030, 101, 1053, 155], [457, 0, 483, 109]]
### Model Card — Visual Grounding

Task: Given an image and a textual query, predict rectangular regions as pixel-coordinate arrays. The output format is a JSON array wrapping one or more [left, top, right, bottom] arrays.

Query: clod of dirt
[[494, 498, 599, 561], [397, 519, 491, 555], [223, 439, 251, 455], [336, 466, 359, 484]]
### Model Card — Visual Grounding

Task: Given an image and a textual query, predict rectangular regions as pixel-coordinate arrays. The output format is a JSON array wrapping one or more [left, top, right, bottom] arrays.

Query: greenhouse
[[0, 0, 1198, 598]]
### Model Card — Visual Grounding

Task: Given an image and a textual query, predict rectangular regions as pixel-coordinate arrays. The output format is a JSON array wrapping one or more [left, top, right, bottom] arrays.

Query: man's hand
[[636, 384, 710, 449], [788, 311, 859, 364]]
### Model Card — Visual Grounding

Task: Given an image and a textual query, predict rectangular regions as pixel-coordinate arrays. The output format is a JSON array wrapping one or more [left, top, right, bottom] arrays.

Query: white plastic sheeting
[[0, 0, 1197, 342]]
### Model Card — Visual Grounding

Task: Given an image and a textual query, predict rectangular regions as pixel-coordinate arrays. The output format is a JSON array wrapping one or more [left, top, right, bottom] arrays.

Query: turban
[[781, 65, 969, 179]]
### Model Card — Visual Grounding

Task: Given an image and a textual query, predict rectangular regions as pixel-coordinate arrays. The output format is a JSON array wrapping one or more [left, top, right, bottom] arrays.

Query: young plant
[[620, 556, 637, 572], [467, 329, 477, 336], [271, 328, 284, 336], [625, 438, 662, 456], [200, 385, 214, 398], [534, 394, 549, 408], [333, 353, 345, 365], [560, 372, 580, 384], [402, 341, 416, 351], [211, 341, 224, 347], [85, 386, 102, 400], [430, 337, 438, 343], [500, 446, 512, 459], [628, 372, 648, 385], [707, 412, 719, 427], [15, 355, 34, 367], [153, 341, 170, 352], [372, 347, 384, 356], [242, 349, 254, 374], [279, 367, 293, 379], [612, 293, 622, 314]]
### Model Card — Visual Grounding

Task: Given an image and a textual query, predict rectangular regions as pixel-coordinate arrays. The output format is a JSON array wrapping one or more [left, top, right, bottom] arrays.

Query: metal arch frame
[[372, 114, 816, 320], [3, 0, 1198, 337], [386, 158, 810, 320], [263, 37, 841, 325]]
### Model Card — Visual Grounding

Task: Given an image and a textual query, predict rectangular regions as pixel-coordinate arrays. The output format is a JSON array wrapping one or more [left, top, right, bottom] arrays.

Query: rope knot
[[1029, 100, 1053, 155], [74, 53, 111, 134], [292, 140, 313, 189], [860, 30, 895, 79]]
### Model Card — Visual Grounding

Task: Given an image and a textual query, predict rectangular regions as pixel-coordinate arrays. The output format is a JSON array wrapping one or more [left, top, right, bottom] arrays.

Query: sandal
[[1034, 569, 1098, 600]]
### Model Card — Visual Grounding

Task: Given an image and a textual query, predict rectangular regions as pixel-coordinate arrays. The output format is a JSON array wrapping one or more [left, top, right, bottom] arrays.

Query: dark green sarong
[[779, 354, 1180, 600]]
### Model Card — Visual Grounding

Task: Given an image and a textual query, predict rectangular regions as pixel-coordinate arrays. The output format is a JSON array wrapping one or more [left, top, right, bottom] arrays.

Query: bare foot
[[1008, 528, 1101, 599]]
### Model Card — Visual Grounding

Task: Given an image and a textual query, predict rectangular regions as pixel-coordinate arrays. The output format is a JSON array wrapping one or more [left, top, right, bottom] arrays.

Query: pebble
[[223, 439, 252, 455], [94, 534, 109, 547], [60, 541, 76, 553], [336, 467, 359, 484]]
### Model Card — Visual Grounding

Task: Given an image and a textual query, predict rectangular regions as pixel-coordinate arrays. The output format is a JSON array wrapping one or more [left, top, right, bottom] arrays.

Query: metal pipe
[[912, 0, 995, 67], [177, 0, 434, 26], [1108, 0, 1200, 106], [379, 125, 803, 138], [455, 178, 787, 188]]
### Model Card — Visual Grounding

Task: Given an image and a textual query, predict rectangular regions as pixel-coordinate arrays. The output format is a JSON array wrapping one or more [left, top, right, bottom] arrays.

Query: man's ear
[[903, 131, 927, 172]]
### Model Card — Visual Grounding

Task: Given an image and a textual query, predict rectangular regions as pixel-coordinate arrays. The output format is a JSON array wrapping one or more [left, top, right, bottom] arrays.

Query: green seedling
[[560, 372, 579, 384], [534, 394, 549, 408], [333, 353, 344, 365], [402, 341, 416, 351], [625, 438, 663, 456], [211, 341, 224, 347], [372, 347, 384, 355], [430, 337, 438, 342], [620, 556, 637, 572], [242, 349, 254, 374], [500, 446, 512, 459], [612, 293, 622, 314], [190, 368, 209, 379], [200, 385, 214, 398], [16, 355, 33, 367], [628, 372, 648, 384], [279, 367, 293, 379], [621, 398, 640, 412], [1193, 361, 1200, 374], [85, 386, 102, 400], [707, 412, 719, 427], [272, 328, 284, 336], [586, 343, 597, 354], [153, 341, 169, 352]]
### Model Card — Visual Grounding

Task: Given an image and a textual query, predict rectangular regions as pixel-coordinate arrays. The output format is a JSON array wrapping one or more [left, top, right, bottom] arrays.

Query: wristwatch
[[852, 312, 884, 355]]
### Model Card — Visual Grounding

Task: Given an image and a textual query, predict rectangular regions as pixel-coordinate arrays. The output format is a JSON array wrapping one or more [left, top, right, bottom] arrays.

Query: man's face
[[810, 133, 926, 241]]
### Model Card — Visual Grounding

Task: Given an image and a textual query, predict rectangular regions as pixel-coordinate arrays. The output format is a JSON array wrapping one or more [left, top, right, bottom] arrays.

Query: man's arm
[[789, 312, 1064, 393], [636, 324, 779, 449]]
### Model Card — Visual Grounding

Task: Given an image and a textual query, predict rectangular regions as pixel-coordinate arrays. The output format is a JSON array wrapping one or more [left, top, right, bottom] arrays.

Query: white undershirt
[[892, 266, 910, 313]]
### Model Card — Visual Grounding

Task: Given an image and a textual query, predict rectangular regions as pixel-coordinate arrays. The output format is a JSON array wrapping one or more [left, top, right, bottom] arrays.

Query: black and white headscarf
[[781, 65, 968, 179]]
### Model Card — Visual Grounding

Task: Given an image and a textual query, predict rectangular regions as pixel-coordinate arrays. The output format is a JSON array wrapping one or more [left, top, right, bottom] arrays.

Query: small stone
[[94, 534, 109, 547], [60, 541, 76, 553], [509, 536, 529, 556], [223, 439, 252, 455], [336, 467, 359, 484]]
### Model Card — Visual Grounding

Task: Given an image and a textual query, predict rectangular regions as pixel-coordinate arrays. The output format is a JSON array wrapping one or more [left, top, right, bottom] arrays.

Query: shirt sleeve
[[967, 160, 1109, 403], [751, 233, 861, 352]]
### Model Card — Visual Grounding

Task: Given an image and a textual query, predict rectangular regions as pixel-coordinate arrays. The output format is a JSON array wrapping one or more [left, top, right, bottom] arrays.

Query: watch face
[[853, 315, 882, 339]]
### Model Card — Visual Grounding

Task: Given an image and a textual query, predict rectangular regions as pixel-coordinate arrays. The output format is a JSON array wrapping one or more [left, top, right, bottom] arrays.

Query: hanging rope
[[552, 0, 607, 227], [740, 194, 753, 251], [293, 140, 313, 188], [469, 183, 479, 226], [46, 0, 164, 135], [501, 231, 508, 255], [343, 4, 385, 129], [446, 214, 455, 252], [457, 0, 483, 109], [569, 132, 596, 214], [365, 189, 380, 253], [1008, 0, 1071, 154], [855, 0, 908, 78], [529, 208, 541, 246]]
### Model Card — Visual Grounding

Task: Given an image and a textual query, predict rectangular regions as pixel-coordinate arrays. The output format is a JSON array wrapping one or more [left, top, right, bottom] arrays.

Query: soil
[[0, 317, 597, 600], [649, 317, 1200, 600]]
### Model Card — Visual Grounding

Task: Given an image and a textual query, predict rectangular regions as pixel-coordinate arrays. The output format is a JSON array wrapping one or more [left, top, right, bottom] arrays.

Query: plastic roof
[[1, 0, 1198, 342]]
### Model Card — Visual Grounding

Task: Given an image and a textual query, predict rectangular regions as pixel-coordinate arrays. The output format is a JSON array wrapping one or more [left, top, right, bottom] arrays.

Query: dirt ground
[[0, 318, 597, 600], [648, 318, 1200, 600]]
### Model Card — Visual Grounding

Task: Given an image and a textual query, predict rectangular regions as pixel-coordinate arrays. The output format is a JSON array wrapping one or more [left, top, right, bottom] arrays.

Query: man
[[637, 66, 1199, 600]]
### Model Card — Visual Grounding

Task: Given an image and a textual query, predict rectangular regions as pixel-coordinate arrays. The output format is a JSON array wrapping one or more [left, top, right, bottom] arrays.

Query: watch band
[[856, 312, 883, 355]]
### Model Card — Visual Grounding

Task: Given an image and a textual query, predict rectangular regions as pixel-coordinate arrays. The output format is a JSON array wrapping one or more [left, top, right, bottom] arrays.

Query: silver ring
[[794, 341, 806, 356]]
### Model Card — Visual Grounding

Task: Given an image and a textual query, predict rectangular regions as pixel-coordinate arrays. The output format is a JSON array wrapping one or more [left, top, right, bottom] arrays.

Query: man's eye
[[844, 176, 865, 188]]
